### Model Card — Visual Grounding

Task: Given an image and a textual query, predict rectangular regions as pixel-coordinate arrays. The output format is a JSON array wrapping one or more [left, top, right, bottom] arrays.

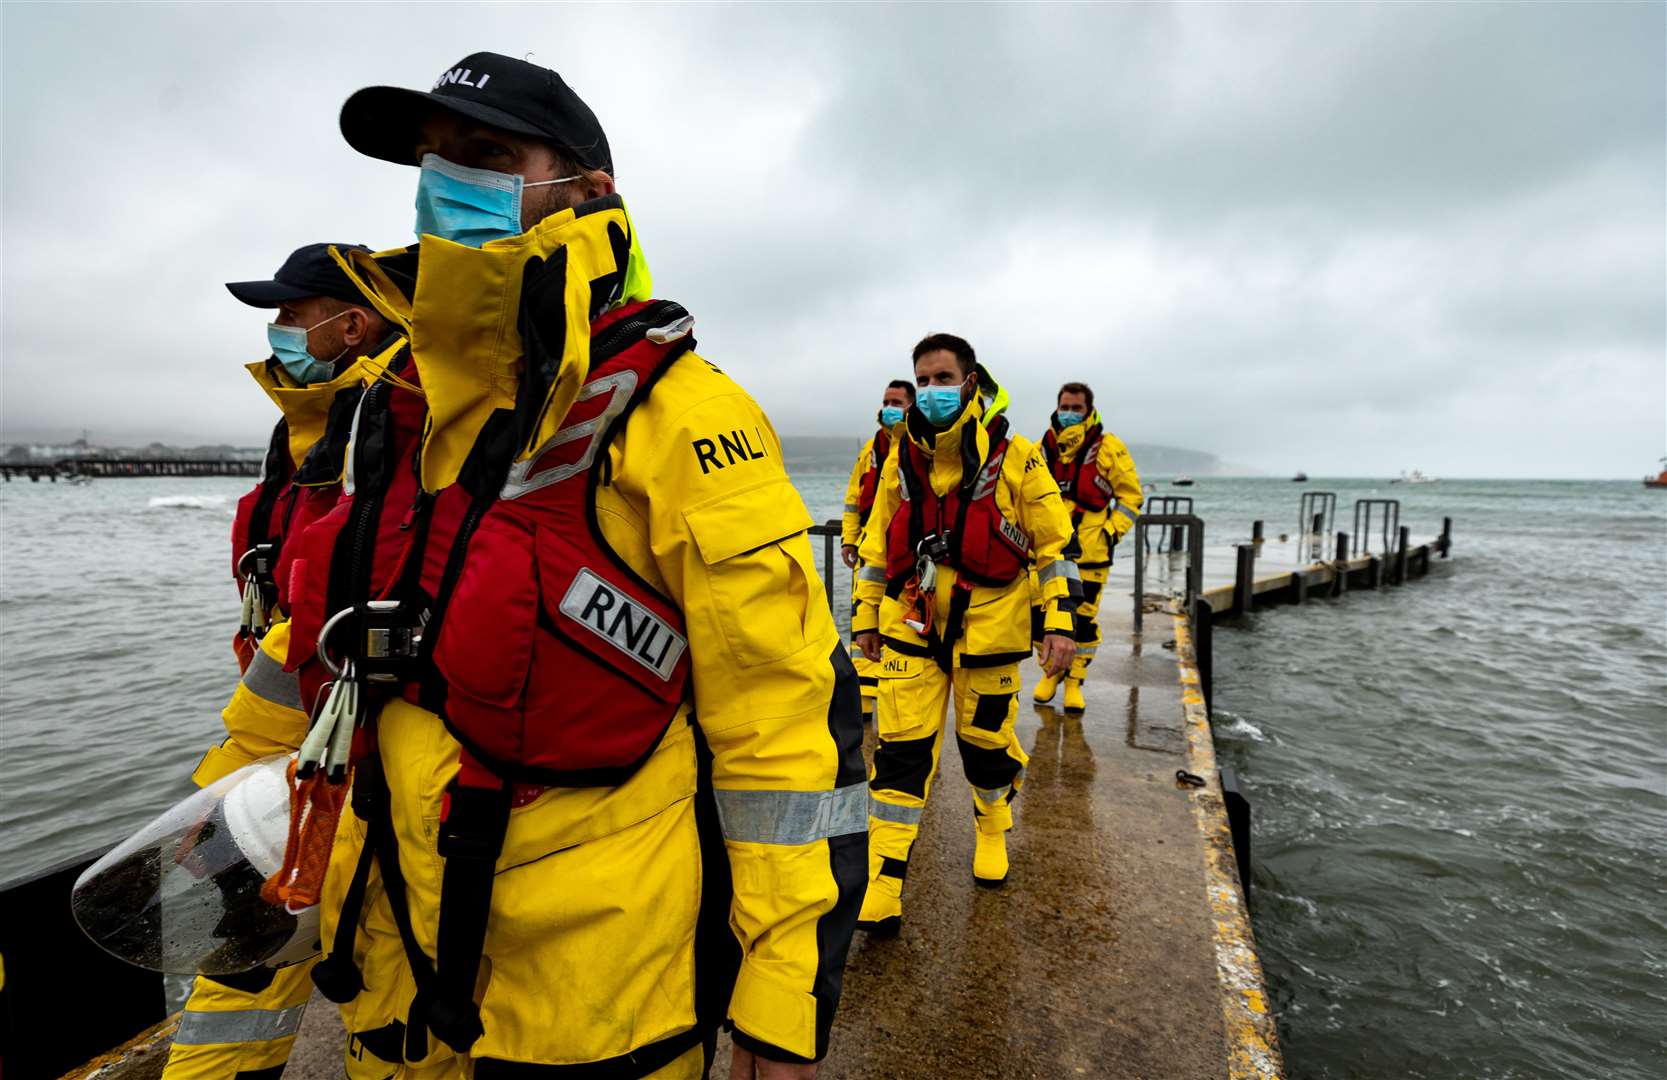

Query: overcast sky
[[2, 2, 1662, 477]]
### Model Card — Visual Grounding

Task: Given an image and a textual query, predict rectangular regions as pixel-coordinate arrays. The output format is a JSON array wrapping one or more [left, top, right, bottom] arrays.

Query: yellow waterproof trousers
[[865, 649, 1028, 897], [163, 962, 316, 1080]]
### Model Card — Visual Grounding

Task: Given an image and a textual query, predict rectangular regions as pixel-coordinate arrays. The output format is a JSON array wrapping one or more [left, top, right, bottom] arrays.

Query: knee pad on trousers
[[870, 732, 937, 798], [956, 735, 1022, 791]]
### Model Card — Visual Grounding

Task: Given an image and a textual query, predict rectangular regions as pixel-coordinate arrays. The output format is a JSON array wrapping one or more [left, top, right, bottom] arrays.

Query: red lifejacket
[[230, 385, 362, 668], [884, 415, 1031, 588], [232, 422, 292, 583], [1042, 422, 1114, 513], [291, 300, 702, 1055], [430, 300, 695, 786], [856, 427, 889, 526]]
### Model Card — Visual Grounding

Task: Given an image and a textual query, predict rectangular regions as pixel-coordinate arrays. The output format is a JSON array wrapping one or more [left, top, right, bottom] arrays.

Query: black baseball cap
[[339, 52, 613, 175], [225, 243, 372, 308]]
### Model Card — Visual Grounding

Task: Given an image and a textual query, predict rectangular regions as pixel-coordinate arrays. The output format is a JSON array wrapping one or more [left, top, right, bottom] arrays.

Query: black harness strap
[[421, 778, 512, 1054]]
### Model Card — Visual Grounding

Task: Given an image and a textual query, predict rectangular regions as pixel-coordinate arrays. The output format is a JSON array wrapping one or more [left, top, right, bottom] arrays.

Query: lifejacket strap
[[427, 779, 513, 1054]]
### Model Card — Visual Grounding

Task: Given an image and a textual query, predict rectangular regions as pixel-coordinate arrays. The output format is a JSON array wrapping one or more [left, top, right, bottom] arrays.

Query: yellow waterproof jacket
[[839, 419, 901, 550], [316, 202, 864, 1072], [1046, 412, 1143, 567], [852, 379, 1077, 657]]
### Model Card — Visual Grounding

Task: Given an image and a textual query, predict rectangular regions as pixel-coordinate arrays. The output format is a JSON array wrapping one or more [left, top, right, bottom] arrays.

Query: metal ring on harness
[[315, 607, 358, 679], [236, 547, 261, 579], [316, 600, 423, 683]]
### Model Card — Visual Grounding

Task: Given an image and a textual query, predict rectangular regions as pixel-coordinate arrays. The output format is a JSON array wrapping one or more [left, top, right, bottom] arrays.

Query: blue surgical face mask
[[915, 384, 967, 427], [1056, 409, 1086, 428], [413, 153, 580, 248], [267, 309, 351, 385], [879, 406, 906, 427]]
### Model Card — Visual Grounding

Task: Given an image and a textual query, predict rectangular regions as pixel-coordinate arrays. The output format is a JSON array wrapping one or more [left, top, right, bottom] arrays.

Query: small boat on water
[[1172, 475, 1195, 487], [1391, 469, 1436, 485], [1645, 458, 1667, 489], [1291, 471, 1308, 483]]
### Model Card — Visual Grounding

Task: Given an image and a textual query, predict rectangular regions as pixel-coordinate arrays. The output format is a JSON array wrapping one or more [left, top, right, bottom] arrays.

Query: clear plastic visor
[[71, 756, 319, 976]]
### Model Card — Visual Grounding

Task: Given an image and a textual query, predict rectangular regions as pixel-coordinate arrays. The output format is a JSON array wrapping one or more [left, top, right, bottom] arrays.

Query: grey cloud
[[1, 1, 1661, 477]]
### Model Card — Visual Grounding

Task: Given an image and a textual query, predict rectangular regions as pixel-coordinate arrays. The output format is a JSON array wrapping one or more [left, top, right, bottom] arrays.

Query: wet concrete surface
[[813, 610, 1225, 1078]]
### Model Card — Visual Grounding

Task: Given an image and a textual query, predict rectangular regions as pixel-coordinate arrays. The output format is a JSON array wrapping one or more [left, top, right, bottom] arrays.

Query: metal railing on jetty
[[0, 457, 262, 482]]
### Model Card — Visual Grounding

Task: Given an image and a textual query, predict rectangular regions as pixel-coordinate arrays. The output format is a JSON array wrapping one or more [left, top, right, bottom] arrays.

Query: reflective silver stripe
[[174, 1004, 307, 1045], [1037, 560, 1074, 584], [868, 798, 924, 825], [1076, 645, 1098, 657], [973, 785, 1011, 804], [1114, 502, 1140, 524], [241, 648, 304, 712], [857, 566, 888, 585], [714, 784, 867, 845], [843, 501, 861, 514], [1064, 560, 1082, 582]]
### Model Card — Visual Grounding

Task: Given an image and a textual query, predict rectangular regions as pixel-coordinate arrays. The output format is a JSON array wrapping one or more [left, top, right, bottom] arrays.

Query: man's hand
[[1038, 632, 1075, 677], [852, 631, 882, 662], [841, 544, 859, 569], [731, 1045, 816, 1079]]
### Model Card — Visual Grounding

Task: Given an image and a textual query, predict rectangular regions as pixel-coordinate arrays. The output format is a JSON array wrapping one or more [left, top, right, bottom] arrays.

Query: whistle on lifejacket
[[298, 661, 360, 785]]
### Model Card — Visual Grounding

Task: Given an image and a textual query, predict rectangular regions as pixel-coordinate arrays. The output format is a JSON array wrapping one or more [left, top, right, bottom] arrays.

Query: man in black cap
[[226, 243, 392, 387], [163, 243, 398, 1080], [341, 52, 618, 242], [299, 53, 864, 1080]]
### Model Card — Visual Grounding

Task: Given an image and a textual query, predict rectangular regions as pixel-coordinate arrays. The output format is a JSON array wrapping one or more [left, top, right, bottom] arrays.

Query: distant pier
[[0, 458, 261, 482]]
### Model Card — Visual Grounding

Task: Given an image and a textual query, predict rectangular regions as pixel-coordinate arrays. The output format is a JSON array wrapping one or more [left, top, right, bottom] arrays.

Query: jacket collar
[[246, 349, 379, 471]]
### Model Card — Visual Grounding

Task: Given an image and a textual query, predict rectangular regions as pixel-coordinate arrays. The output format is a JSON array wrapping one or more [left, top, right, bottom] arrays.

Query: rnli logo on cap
[[559, 568, 687, 681], [434, 67, 491, 91]]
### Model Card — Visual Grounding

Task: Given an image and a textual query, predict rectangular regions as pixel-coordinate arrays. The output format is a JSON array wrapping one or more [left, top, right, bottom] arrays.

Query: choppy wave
[[146, 494, 231, 511], [1210, 481, 1667, 1079]]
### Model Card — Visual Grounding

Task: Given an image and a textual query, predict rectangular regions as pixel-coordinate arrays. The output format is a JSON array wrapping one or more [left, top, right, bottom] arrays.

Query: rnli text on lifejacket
[[691, 428, 770, 475], [559, 568, 689, 680]]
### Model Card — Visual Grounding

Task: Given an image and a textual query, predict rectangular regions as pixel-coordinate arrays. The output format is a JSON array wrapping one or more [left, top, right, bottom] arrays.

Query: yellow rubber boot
[[856, 874, 903, 936], [1032, 669, 1062, 704], [1062, 677, 1086, 713], [972, 801, 1012, 887]]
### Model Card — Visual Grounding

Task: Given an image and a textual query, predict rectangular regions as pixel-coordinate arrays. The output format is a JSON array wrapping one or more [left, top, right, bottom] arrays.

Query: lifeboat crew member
[[849, 333, 1078, 933], [1030, 382, 1142, 713], [164, 246, 400, 1080], [840, 380, 914, 722], [274, 53, 865, 1080]]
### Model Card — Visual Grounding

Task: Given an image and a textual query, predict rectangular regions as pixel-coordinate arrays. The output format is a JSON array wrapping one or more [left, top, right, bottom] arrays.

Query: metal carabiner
[[315, 607, 358, 679]]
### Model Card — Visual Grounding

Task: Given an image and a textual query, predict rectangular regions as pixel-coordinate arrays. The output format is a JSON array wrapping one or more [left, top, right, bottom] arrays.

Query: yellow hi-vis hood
[[245, 354, 378, 474], [971, 363, 1009, 427], [331, 196, 651, 494], [1048, 408, 1102, 463]]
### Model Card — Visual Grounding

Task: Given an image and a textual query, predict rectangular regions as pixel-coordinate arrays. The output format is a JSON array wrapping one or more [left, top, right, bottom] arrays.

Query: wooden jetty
[[0, 458, 261, 482]]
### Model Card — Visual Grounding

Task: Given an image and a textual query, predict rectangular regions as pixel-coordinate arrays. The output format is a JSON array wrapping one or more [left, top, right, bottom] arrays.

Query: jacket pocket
[[683, 476, 816, 669]]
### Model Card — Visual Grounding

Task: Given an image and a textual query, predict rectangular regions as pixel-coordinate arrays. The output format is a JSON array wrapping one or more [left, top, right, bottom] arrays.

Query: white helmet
[[72, 755, 321, 976]]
